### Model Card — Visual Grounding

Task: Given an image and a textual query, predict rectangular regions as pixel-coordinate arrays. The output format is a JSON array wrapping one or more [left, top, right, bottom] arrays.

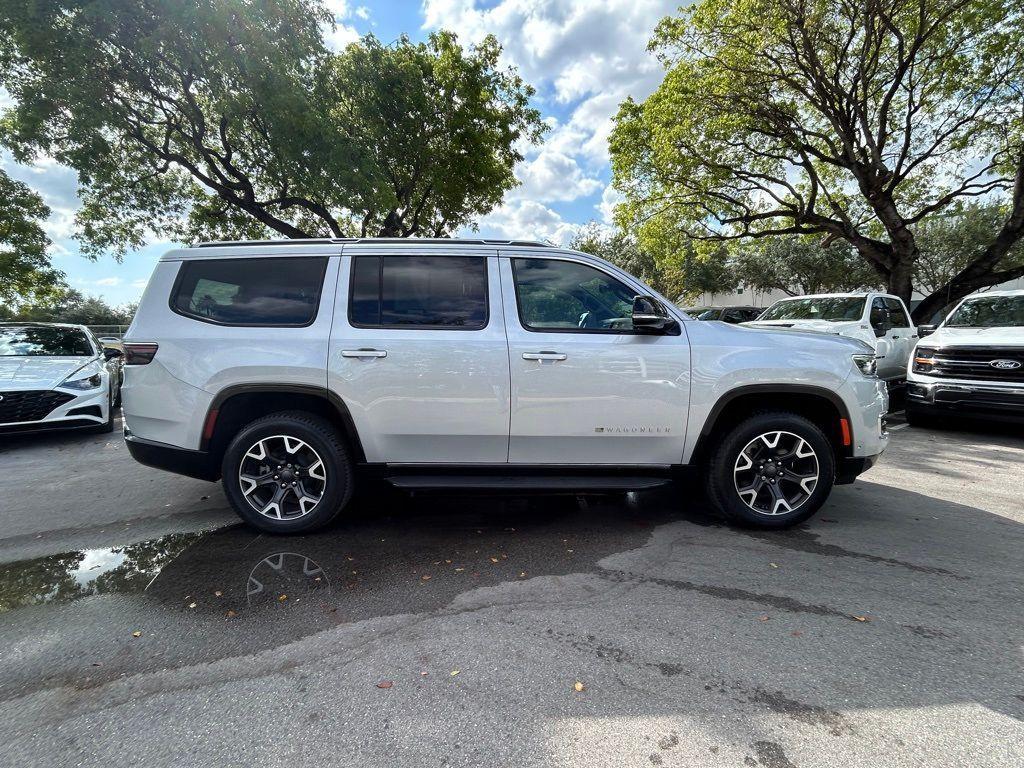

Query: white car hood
[[924, 326, 1024, 347], [743, 318, 863, 334], [0, 356, 92, 391]]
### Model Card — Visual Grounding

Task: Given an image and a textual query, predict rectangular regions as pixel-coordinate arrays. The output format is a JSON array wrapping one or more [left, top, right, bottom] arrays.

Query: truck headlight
[[852, 354, 877, 377], [60, 371, 103, 391], [912, 347, 936, 374]]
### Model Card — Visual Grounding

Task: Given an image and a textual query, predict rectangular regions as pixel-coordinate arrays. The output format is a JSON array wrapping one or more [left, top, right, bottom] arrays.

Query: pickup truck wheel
[[705, 412, 835, 529], [222, 411, 353, 534]]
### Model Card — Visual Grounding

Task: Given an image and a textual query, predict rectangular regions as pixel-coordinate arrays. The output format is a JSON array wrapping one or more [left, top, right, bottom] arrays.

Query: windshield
[[758, 297, 866, 322], [946, 295, 1024, 328], [0, 327, 94, 357]]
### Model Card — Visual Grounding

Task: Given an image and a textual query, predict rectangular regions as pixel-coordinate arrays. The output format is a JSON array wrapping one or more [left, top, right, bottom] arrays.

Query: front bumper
[[0, 384, 110, 435], [835, 453, 880, 485], [906, 377, 1024, 421]]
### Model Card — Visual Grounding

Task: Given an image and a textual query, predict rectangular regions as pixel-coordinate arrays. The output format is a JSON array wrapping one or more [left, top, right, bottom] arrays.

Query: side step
[[386, 475, 672, 492]]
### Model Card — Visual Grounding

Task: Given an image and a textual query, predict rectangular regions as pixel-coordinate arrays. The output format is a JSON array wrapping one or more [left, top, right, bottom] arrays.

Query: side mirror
[[103, 347, 124, 360], [917, 324, 936, 337], [632, 295, 673, 332]]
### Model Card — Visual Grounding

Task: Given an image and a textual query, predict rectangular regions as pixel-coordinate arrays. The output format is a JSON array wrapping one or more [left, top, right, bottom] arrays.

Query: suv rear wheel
[[221, 411, 353, 534], [705, 412, 835, 528]]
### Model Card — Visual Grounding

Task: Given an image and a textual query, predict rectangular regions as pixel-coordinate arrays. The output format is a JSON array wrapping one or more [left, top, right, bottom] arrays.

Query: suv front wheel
[[705, 412, 835, 528], [221, 411, 353, 533]]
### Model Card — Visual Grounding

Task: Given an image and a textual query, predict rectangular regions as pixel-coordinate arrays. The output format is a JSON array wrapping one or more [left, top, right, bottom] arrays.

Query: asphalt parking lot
[[0, 416, 1022, 767]]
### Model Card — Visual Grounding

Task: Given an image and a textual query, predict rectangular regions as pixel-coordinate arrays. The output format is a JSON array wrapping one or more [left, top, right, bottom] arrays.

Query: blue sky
[[1, 0, 677, 305]]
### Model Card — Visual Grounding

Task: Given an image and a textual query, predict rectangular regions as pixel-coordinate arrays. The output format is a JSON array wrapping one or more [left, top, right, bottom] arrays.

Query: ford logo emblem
[[990, 359, 1022, 370]]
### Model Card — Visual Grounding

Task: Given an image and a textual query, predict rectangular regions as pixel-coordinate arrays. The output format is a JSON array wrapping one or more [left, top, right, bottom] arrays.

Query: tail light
[[123, 343, 159, 365]]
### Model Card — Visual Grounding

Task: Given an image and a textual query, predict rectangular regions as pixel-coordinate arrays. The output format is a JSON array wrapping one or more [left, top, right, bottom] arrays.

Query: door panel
[[501, 257, 690, 465], [328, 250, 510, 464]]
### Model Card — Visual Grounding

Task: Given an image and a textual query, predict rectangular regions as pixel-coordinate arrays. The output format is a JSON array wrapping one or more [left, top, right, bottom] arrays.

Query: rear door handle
[[522, 351, 567, 361], [341, 348, 387, 358]]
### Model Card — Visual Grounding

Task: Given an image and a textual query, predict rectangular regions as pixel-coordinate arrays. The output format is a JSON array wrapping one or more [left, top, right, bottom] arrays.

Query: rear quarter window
[[170, 257, 328, 326]]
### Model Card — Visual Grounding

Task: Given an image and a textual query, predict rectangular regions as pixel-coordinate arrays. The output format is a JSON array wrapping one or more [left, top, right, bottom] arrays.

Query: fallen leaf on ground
[[574, 681, 585, 692], [455, 567, 465, 572], [769, 563, 779, 568], [376, 681, 393, 689], [131, 631, 142, 638], [188, 602, 197, 609], [852, 615, 871, 622], [519, 572, 527, 578], [421, 575, 431, 581], [278, 594, 288, 602], [214, 590, 222, 597], [226, 610, 237, 617], [489, 557, 499, 563], [758, 615, 770, 621], [450, 670, 460, 677]]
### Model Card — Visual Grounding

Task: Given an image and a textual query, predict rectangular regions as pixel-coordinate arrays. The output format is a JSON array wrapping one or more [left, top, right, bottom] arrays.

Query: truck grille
[[928, 347, 1024, 383], [0, 390, 75, 423]]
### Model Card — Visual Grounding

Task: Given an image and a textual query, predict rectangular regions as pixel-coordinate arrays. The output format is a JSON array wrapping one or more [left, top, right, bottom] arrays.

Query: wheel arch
[[202, 384, 366, 473], [690, 384, 852, 466]]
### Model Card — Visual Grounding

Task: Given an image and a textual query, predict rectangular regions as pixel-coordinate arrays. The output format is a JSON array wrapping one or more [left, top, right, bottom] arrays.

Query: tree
[[569, 222, 737, 302], [0, 288, 136, 325], [0, 169, 63, 303], [732, 235, 881, 296], [610, 0, 1024, 320], [913, 201, 1024, 306], [0, 1, 545, 255]]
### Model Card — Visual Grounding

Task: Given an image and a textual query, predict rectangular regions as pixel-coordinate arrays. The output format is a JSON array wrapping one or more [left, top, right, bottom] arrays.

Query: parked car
[[0, 323, 123, 435], [121, 238, 888, 533], [681, 306, 763, 323], [906, 289, 1024, 425], [741, 292, 917, 383]]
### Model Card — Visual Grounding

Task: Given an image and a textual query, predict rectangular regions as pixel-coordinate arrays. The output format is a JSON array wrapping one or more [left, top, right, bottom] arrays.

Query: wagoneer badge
[[990, 359, 1022, 370]]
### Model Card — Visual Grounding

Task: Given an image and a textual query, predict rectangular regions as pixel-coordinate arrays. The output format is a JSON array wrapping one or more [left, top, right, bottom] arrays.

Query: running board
[[386, 475, 671, 492]]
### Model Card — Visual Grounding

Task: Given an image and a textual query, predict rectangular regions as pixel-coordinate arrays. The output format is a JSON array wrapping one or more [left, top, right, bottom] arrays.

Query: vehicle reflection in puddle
[[0, 493, 686, 622]]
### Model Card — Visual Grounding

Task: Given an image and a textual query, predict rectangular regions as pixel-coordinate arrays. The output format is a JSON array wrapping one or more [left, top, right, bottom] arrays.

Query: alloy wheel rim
[[733, 430, 819, 515], [238, 435, 327, 520]]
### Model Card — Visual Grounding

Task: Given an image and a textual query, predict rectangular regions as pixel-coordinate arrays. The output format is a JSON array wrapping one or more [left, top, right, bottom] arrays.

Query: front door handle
[[522, 351, 567, 361], [341, 348, 387, 358], [892, 335, 900, 339]]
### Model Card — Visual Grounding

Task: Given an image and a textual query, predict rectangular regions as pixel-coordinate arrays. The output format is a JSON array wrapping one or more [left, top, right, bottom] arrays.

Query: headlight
[[60, 371, 103, 391], [912, 346, 937, 374], [852, 354, 877, 377]]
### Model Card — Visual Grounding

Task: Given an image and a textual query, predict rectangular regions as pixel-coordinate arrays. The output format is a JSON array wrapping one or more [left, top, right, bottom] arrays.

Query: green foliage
[[732, 236, 882, 296], [0, 288, 136, 325], [610, 0, 1024, 317], [914, 202, 1024, 295], [0, 1, 545, 254], [0, 168, 63, 303]]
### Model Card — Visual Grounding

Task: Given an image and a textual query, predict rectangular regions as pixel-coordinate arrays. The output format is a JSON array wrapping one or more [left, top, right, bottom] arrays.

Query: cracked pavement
[[0, 419, 1021, 767]]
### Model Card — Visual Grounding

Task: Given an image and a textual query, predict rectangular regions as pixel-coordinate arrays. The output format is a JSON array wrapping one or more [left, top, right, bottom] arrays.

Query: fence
[[86, 325, 130, 340]]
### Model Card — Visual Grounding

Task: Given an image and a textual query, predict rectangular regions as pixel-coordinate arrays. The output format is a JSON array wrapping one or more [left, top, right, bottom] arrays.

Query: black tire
[[704, 411, 835, 529], [221, 411, 353, 534]]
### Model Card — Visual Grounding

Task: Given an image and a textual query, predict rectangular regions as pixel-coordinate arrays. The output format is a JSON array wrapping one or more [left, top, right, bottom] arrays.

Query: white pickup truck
[[742, 292, 917, 382]]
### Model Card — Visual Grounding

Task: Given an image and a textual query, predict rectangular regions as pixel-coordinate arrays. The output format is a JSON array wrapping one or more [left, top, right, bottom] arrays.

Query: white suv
[[122, 239, 888, 533]]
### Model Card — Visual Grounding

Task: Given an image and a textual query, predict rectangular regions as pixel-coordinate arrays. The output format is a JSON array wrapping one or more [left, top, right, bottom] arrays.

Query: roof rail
[[196, 237, 553, 248]]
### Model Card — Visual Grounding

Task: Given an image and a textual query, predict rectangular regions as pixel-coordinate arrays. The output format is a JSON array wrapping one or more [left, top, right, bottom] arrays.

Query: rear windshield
[[0, 327, 94, 356], [946, 295, 1024, 328], [759, 297, 866, 322]]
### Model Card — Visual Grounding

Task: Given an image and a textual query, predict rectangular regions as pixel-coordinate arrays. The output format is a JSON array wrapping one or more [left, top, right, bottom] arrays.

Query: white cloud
[[321, 0, 361, 50], [354, 5, 371, 20], [597, 184, 624, 225], [422, 0, 671, 164], [94, 277, 122, 287], [510, 148, 602, 203], [467, 199, 580, 245]]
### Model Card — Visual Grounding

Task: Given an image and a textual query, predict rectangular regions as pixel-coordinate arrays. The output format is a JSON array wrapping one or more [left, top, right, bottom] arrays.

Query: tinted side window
[[883, 298, 911, 328], [869, 298, 890, 330], [512, 258, 638, 332], [349, 256, 488, 329], [171, 257, 327, 326]]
